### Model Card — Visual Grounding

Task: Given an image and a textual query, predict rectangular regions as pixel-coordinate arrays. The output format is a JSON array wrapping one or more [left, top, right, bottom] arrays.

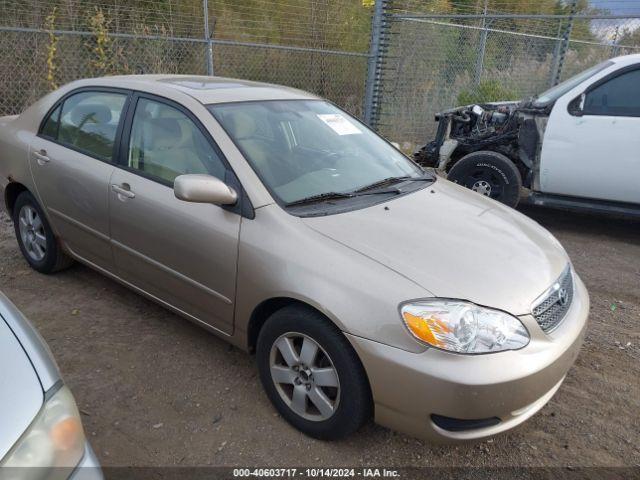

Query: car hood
[[302, 179, 569, 316], [0, 318, 44, 460]]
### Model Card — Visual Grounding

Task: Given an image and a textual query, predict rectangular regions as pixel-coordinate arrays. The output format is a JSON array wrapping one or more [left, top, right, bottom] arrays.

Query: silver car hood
[[0, 318, 44, 460], [303, 179, 569, 316]]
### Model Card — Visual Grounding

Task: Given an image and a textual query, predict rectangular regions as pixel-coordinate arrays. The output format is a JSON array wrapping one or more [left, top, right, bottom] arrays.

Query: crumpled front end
[[414, 100, 550, 189]]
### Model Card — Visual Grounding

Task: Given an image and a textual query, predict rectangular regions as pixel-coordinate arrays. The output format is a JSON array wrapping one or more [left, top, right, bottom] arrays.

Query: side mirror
[[568, 93, 586, 117], [174, 174, 238, 206]]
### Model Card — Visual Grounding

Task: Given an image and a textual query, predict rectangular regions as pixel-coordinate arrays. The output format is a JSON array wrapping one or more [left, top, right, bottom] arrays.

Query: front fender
[[233, 205, 430, 354]]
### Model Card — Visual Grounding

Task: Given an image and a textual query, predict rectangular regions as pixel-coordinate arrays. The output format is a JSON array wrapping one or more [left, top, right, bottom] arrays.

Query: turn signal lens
[[50, 417, 83, 452], [401, 300, 529, 354], [402, 311, 452, 347]]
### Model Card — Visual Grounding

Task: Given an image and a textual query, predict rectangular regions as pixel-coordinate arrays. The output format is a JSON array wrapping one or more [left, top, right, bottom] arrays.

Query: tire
[[256, 305, 372, 440], [12, 191, 74, 274], [447, 151, 522, 208]]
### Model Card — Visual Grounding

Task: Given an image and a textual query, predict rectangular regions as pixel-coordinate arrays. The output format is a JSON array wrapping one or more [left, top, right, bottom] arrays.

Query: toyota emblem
[[558, 288, 569, 306]]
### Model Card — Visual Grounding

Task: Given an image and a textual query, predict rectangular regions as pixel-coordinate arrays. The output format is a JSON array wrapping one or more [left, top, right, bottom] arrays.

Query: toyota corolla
[[0, 75, 589, 442]]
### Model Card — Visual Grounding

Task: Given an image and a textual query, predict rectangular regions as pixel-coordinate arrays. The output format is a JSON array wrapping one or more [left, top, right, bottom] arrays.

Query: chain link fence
[[2, 0, 640, 148], [0, 29, 211, 113], [370, 1, 640, 148], [0, 0, 371, 117]]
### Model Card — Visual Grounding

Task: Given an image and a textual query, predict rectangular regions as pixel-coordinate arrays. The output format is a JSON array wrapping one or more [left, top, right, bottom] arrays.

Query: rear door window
[[43, 91, 128, 161]]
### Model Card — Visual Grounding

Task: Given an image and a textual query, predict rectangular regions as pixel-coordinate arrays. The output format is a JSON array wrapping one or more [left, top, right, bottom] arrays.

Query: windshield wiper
[[285, 191, 355, 207], [285, 174, 435, 207], [286, 187, 407, 207], [354, 174, 433, 193]]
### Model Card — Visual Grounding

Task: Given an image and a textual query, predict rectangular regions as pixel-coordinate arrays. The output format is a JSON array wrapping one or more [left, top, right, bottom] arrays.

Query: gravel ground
[[0, 206, 638, 469]]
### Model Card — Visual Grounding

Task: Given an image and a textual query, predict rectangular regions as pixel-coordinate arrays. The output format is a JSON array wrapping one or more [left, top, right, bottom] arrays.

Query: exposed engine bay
[[413, 99, 551, 189]]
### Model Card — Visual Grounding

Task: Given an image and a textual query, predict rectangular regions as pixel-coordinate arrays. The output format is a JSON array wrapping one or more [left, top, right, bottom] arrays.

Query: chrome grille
[[532, 266, 573, 333]]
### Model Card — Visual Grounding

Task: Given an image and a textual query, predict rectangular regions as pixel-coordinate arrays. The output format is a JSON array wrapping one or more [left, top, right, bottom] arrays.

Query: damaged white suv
[[415, 54, 640, 216]]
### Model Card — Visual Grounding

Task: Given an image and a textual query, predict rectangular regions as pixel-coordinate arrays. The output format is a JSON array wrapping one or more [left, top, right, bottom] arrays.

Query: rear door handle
[[32, 149, 50, 165], [111, 184, 136, 199]]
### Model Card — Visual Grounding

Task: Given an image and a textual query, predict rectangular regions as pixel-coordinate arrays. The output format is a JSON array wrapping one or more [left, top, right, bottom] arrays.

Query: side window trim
[[582, 64, 640, 118], [38, 97, 64, 137], [39, 104, 62, 140], [37, 87, 134, 164], [54, 105, 62, 140]]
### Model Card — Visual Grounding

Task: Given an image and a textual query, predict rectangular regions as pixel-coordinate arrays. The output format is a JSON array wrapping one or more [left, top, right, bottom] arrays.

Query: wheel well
[[444, 150, 466, 173], [247, 296, 374, 416], [4, 182, 28, 216], [247, 297, 309, 353]]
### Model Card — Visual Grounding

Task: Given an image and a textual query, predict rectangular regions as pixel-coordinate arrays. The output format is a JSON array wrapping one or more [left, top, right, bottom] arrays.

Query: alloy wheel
[[18, 205, 47, 262], [269, 332, 340, 422]]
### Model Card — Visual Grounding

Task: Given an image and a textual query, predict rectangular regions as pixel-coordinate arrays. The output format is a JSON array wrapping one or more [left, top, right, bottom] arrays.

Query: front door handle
[[33, 149, 50, 165], [111, 184, 136, 199]]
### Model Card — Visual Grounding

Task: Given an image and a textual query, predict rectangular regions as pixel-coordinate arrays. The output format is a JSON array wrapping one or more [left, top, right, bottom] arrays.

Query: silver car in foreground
[[0, 292, 101, 479]]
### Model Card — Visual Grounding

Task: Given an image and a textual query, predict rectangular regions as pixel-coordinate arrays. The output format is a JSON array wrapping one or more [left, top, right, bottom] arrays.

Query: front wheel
[[447, 151, 522, 208], [256, 305, 372, 440]]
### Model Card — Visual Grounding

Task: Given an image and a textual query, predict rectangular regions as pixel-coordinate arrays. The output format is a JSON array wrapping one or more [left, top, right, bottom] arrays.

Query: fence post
[[363, 0, 387, 128], [549, 22, 563, 87], [550, 0, 577, 86], [612, 26, 621, 57], [473, 0, 489, 86], [203, 0, 214, 75]]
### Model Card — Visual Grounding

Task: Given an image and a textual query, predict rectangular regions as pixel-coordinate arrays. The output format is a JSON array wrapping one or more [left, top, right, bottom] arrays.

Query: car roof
[[73, 74, 319, 105], [611, 53, 640, 66]]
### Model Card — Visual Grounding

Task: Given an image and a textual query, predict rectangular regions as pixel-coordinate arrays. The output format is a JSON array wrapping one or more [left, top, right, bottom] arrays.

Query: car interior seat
[[126, 107, 213, 184], [225, 111, 281, 186]]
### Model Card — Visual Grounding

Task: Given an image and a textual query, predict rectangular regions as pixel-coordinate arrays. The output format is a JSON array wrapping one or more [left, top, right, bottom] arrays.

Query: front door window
[[127, 98, 226, 185]]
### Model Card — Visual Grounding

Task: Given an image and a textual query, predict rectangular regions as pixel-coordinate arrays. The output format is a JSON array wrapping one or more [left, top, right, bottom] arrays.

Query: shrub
[[457, 80, 516, 105], [45, 8, 58, 91]]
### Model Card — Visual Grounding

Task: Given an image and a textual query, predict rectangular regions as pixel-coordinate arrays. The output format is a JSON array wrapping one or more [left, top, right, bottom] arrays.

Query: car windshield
[[533, 60, 613, 107], [208, 100, 425, 205]]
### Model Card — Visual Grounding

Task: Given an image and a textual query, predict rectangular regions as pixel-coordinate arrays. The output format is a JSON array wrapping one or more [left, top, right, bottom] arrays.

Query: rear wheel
[[256, 305, 372, 440], [12, 191, 74, 274], [447, 151, 522, 208]]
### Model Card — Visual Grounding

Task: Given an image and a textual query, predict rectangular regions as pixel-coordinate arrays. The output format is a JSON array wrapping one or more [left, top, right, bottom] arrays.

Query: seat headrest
[[226, 112, 257, 140], [145, 118, 183, 149], [70, 103, 112, 125]]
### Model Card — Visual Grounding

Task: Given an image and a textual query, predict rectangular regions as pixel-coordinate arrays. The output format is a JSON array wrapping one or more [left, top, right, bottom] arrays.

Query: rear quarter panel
[[0, 88, 72, 214], [0, 104, 50, 210], [0, 114, 28, 199]]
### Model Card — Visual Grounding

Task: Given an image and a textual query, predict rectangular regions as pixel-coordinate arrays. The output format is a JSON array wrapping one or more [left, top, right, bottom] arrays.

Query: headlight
[[1, 385, 85, 475], [401, 300, 529, 354]]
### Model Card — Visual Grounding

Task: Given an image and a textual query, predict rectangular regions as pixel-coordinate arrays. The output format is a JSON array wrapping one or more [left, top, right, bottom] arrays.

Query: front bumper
[[346, 274, 589, 443]]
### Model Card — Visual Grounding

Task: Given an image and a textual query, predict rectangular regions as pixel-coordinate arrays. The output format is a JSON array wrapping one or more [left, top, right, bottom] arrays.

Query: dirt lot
[[0, 206, 638, 469]]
